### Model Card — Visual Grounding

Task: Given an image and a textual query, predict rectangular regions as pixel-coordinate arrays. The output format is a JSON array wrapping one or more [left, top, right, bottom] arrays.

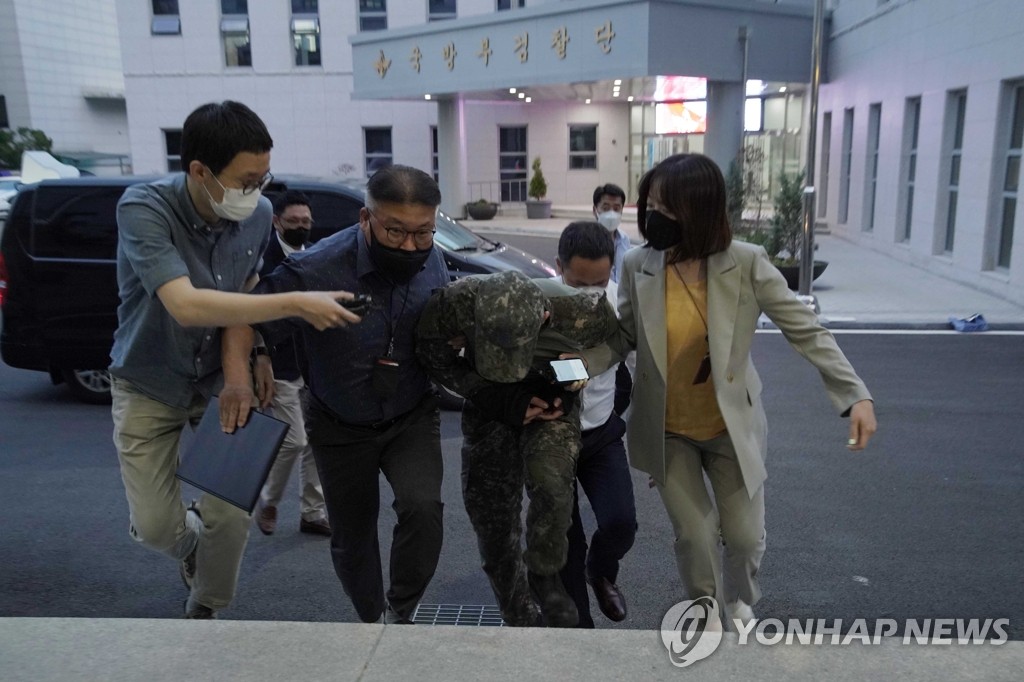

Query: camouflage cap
[[545, 287, 619, 349], [474, 271, 546, 383]]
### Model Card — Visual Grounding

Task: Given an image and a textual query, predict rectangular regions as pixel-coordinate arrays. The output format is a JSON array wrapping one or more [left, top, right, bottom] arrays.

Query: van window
[[305, 191, 362, 241], [31, 186, 123, 261]]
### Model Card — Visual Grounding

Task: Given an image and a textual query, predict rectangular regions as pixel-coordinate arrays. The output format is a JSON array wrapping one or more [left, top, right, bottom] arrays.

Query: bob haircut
[[181, 100, 273, 176], [637, 153, 732, 262]]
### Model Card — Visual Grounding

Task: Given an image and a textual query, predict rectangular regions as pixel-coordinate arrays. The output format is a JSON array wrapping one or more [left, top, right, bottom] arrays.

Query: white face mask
[[576, 285, 607, 297], [596, 210, 621, 233], [203, 174, 261, 222]]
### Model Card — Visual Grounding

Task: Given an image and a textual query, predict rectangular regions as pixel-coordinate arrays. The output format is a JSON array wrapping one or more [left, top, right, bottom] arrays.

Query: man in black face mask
[[251, 191, 331, 539], [221, 165, 450, 624]]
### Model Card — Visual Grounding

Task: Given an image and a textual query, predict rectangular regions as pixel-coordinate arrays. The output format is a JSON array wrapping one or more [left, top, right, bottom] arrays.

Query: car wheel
[[434, 382, 465, 411], [63, 368, 113, 405]]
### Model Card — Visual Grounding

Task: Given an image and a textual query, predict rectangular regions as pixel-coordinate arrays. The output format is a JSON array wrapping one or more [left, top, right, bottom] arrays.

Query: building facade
[[111, 0, 1024, 305], [0, 0, 129, 174], [817, 0, 1024, 303]]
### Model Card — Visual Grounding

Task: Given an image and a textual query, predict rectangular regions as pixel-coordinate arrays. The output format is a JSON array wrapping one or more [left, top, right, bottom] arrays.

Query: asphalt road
[[1, 230, 1022, 636]]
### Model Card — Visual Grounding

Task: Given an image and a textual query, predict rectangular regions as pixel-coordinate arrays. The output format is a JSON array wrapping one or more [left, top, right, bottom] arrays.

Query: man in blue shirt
[[592, 183, 632, 284], [110, 101, 361, 621], [221, 165, 450, 625]]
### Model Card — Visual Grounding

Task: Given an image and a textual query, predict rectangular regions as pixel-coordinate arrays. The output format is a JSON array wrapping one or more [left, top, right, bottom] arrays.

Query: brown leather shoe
[[255, 503, 277, 535], [299, 517, 331, 537], [586, 571, 627, 622]]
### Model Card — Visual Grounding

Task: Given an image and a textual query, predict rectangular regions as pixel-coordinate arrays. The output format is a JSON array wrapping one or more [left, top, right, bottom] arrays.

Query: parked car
[[0, 174, 554, 404]]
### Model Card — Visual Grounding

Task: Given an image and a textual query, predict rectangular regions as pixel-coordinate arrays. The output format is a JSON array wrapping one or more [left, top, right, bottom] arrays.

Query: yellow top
[[664, 273, 727, 440]]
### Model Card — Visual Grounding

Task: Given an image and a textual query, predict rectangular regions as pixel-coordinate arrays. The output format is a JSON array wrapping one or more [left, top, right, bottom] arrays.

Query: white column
[[705, 81, 745, 175], [436, 95, 468, 218]]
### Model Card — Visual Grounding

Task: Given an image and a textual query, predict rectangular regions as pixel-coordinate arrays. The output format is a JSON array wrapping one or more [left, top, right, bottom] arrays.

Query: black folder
[[176, 396, 290, 513]]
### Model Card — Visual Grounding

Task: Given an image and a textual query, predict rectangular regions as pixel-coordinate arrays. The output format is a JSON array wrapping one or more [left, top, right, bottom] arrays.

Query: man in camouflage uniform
[[416, 271, 618, 627]]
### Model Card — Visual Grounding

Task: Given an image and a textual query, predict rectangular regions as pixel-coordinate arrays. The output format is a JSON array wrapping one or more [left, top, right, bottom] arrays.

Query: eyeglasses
[[207, 166, 274, 196], [241, 172, 274, 196], [280, 216, 314, 228], [367, 210, 436, 248]]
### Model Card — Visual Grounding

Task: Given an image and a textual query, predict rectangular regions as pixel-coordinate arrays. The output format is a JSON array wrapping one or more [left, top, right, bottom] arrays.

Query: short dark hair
[[637, 153, 731, 261], [180, 101, 273, 175], [592, 183, 626, 207], [365, 164, 441, 209], [558, 221, 615, 265], [273, 190, 311, 216]]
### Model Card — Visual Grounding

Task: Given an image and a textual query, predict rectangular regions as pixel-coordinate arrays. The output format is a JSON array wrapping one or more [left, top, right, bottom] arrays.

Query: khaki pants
[[260, 377, 326, 521], [657, 431, 766, 608], [111, 378, 251, 611]]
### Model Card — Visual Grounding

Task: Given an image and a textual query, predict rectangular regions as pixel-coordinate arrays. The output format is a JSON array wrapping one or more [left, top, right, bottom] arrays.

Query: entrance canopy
[[350, 0, 815, 103]]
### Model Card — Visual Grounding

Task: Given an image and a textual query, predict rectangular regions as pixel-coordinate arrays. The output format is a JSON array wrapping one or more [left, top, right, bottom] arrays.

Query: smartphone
[[548, 358, 589, 384], [341, 294, 371, 316]]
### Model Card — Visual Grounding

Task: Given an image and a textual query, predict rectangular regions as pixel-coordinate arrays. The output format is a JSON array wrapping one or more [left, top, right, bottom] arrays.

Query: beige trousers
[[260, 377, 326, 521], [111, 378, 251, 611], [657, 430, 766, 607]]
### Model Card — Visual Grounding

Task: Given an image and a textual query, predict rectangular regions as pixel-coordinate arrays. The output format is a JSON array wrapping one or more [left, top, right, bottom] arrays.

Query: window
[[568, 125, 597, 170], [292, 0, 320, 66], [940, 90, 967, 254], [897, 98, 920, 243], [428, 0, 456, 21], [431, 126, 439, 182], [360, 0, 387, 31], [497, 0, 525, 9], [164, 129, 182, 172], [499, 126, 528, 202], [31, 187, 123, 261], [994, 83, 1024, 269], [864, 103, 881, 232], [364, 128, 393, 175], [818, 112, 831, 217], [0, 95, 8, 129], [838, 108, 854, 224], [221, 1, 250, 67], [151, 0, 180, 35]]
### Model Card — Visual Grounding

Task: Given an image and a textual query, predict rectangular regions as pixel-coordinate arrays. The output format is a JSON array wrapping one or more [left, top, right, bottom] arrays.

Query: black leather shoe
[[528, 571, 579, 628], [299, 517, 331, 536], [179, 502, 201, 590], [586, 571, 627, 622]]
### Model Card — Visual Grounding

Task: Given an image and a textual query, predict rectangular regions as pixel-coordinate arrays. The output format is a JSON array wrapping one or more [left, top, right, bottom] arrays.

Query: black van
[[0, 175, 554, 403]]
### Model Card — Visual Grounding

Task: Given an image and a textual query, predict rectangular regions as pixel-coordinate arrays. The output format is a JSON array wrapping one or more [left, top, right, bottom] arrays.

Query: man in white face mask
[[592, 183, 631, 284], [110, 101, 361, 621], [552, 222, 637, 628]]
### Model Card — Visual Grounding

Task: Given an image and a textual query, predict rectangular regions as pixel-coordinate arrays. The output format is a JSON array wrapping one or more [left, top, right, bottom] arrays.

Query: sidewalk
[[2, 618, 1021, 682], [463, 211, 1024, 329]]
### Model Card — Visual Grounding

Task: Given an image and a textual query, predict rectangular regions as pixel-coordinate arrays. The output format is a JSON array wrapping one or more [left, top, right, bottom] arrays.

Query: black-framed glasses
[[241, 172, 274, 196], [367, 210, 436, 248], [280, 216, 314, 228]]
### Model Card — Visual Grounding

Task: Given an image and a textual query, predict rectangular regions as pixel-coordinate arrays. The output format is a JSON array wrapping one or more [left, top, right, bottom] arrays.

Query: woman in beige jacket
[[584, 153, 877, 628]]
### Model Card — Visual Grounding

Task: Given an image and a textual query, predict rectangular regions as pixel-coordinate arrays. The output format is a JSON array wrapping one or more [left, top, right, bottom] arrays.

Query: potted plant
[[740, 171, 827, 290], [525, 157, 552, 219], [465, 198, 499, 220]]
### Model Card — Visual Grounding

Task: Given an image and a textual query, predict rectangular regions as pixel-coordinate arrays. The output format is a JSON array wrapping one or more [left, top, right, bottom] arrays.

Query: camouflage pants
[[460, 402, 580, 626]]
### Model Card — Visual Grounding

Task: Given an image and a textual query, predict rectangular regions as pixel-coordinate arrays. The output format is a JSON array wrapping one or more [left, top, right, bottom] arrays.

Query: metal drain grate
[[412, 604, 506, 626]]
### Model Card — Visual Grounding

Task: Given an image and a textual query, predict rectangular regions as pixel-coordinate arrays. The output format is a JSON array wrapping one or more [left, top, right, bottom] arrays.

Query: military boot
[[528, 571, 579, 628]]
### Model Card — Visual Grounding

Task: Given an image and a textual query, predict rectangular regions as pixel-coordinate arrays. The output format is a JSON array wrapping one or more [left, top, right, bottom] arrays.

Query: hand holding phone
[[340, 294, 371, 316]]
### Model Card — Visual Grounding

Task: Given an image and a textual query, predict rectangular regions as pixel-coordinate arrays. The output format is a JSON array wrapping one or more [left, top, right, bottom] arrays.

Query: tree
[[767, 171, 806, 264], [0, 127, 54, 170], [528, 157, 547, 200]]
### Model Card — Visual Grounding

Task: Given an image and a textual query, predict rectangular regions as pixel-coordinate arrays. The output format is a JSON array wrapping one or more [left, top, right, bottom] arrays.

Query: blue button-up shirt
[[611, 228, 633, 283], [255, 224, 450, 425], [109, 173, 272, 408]]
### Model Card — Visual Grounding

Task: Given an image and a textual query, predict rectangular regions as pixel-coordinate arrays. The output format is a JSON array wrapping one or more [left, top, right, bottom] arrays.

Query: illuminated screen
[[654, 76, 707, 101], [655, 101, 707, 134]]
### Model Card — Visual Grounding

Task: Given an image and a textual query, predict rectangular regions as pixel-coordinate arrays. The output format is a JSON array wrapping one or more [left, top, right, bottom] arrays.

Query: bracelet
[[253, 346, 270, 357]]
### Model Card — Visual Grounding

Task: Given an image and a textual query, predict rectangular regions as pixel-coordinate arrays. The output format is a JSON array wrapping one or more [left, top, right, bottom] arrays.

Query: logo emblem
[[660, 596, 723, 667]]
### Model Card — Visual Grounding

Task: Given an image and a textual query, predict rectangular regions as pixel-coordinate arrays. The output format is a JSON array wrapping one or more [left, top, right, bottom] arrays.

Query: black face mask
[[368, 228, 432, 284], [644, 210, 683, 251], [280, 228, 310, 248]]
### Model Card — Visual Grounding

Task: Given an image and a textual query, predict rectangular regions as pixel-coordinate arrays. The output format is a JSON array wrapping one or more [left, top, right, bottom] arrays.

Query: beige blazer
[[585, 241, 872, 498]]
